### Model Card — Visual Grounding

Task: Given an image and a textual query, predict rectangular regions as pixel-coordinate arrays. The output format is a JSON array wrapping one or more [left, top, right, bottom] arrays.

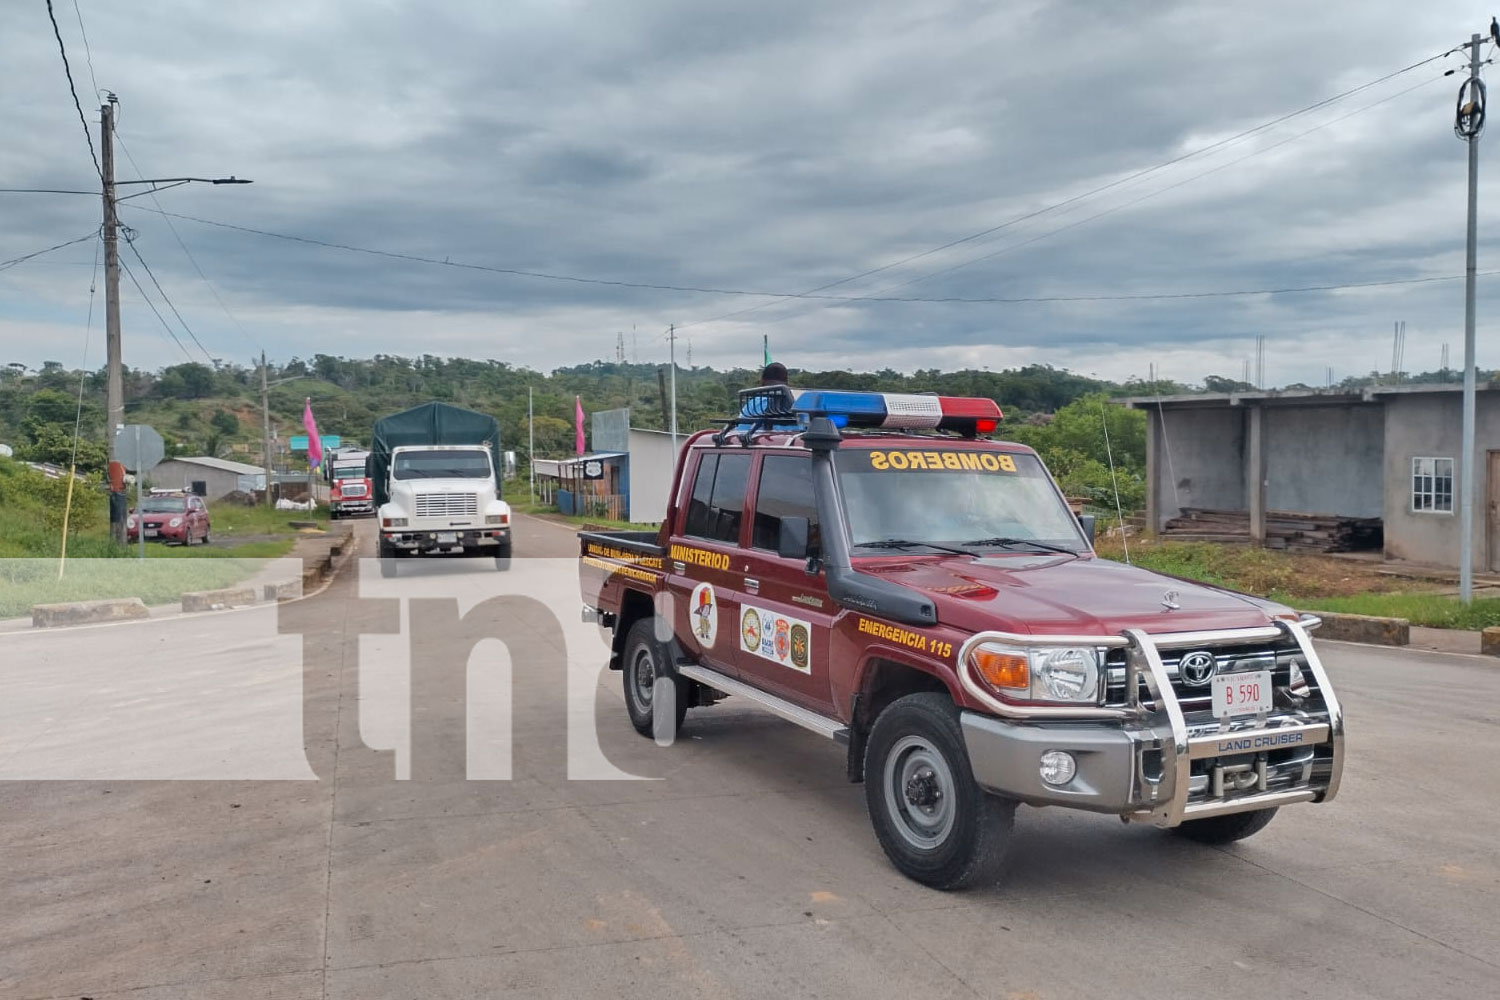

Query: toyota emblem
[[1178, 650, 1218, 687]]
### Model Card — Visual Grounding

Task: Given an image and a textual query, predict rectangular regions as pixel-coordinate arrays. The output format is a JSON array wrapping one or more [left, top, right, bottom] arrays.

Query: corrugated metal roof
[[160, 456, 267, 475]]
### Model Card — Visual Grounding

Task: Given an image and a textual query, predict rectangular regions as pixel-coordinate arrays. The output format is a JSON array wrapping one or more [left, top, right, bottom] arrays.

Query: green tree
[[210, 409, 239, 435]]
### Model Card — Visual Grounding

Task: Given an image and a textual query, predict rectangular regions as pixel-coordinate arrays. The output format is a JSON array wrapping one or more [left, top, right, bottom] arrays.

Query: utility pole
[[1457, 31, 1485, 602], [261, 352, 273, 508], [102, 100, 126, 543], [668, 324, 678, 455], [95, 95, 252, 540], [528, 385, 535, 503]]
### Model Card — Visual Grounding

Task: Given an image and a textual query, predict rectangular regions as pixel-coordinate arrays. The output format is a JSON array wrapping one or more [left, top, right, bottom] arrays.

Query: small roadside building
[[150, 456, 266, 500], [531, 409, 681, 524], [1127, 383, 1500, 572]]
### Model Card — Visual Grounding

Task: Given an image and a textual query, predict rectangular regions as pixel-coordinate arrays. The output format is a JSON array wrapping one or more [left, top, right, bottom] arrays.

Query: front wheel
[[377, 538, 398, 579], [1171, 807, 1278, 845], [864, 692, 1014, 890], [621, 618, 687, 738], [495, 541, 512, 572]]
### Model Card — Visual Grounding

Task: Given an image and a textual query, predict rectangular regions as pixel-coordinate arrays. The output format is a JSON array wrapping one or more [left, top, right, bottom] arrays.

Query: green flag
[[763, 335, 770, 366]]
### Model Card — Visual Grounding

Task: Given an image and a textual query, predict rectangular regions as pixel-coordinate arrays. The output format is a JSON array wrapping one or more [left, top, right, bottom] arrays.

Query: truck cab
[[329, 450, 374, 519], [377, 443, 511, 572], [579, 386, 1344, 889]]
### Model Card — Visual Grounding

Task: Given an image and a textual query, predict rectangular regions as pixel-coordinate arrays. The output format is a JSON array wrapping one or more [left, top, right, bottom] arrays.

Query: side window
[[683, 453, 751, 544], [683, 454, 718, 538], [752, 455, 819, 552]]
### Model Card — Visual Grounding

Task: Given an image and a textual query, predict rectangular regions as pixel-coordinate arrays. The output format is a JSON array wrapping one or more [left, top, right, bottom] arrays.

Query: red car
[[128, 492, 211, 545]]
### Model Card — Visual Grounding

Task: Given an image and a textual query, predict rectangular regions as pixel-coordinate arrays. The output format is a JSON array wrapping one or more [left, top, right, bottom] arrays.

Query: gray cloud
[[2, 0, 1497, 387]]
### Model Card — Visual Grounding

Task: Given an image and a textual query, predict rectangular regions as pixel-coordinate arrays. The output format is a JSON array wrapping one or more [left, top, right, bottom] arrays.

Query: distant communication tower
[[616, 332, 626, 364]]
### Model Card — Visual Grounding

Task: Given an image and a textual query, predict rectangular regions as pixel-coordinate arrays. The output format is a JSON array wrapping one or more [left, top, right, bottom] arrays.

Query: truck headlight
[[485, 513, 509, 525], [1033, 647, 1100, 701], [169, 518, 183, 528], [967, 643, 1101, 704], [383, 517, 408, 528]]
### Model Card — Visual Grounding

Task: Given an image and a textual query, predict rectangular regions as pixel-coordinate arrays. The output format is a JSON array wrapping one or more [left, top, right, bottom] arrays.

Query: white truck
[[370, 403, 513, 576]]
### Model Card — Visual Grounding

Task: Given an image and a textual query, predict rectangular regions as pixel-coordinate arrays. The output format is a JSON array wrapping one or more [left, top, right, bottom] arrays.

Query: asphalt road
[[1, 512, 1497, 999]]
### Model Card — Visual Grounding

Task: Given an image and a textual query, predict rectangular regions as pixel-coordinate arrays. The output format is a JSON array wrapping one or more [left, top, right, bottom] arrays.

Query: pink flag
[[575, 396, 585, 456], [303, 398, 323, 466]]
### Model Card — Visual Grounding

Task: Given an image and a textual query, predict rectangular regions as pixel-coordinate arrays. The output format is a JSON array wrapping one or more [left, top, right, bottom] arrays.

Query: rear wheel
[[864, 692, 1014, 890], [621, 618, 687, 738], [1171, 807, 1278, 844]]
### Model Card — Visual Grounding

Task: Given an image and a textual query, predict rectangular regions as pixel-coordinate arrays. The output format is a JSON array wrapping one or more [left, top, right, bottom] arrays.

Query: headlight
[[169, 518, 183, 528], [484, 513, 509, 525], [1034, 647, 1100, 701], [967, 642, 1101, 704], [383, 517, 408, 528]]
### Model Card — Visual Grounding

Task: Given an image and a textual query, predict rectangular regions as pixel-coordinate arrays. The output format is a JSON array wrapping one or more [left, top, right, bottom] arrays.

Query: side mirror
[[777, 516, 810, 560], [1077, 513, 1096, 546]]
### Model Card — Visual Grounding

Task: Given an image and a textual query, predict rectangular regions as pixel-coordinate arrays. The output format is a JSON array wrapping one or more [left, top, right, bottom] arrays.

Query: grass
[[1094, 537, 1500, 629], [0, 558, 283, 620]]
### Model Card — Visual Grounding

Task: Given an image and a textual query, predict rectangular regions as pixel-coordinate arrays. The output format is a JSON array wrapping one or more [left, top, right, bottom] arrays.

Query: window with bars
[[1411, 457, 1454, 513]]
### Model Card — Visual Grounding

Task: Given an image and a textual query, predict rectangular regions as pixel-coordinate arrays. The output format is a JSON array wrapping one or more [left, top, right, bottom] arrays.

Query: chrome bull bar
[[1123, 619, 1344, 827]]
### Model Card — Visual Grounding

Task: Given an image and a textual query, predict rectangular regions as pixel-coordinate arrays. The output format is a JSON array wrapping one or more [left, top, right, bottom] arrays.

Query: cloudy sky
[[2, 0, 1498, 387]]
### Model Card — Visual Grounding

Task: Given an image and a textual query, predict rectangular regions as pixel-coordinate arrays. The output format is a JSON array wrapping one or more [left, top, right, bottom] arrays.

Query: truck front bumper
[[383, 527, 510, 553], [957, 620, 1344, 827], [332, 500, 374, 516]]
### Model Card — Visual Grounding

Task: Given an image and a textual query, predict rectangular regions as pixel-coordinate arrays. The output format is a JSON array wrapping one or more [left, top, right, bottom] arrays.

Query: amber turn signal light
[[970, 647, 1029, 690]]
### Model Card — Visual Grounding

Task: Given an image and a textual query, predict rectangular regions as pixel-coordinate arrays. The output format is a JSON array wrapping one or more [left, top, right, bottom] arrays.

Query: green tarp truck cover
[[367, 402, 502, 506]]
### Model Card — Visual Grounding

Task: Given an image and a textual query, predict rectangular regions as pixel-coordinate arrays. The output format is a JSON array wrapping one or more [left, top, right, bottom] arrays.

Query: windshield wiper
[[960, 536, 1079, 556], [856, 538, 973, 556]]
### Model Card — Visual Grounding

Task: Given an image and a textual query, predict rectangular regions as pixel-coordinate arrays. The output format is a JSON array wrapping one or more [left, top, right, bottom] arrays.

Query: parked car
[[128, 491, 211, 545]]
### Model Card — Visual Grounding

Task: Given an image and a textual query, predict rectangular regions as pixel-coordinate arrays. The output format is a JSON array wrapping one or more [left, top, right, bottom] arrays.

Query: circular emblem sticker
[[790, 624, 809, 671], [774, 618, 791, 661], [691, 582, 718, 649], [741, 608, 761, 652]]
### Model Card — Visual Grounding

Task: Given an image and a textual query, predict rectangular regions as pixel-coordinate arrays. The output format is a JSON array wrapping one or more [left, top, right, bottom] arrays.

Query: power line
[[114, 129, 262, 353], [69, 0, 100, 100], [677, 44, 1467, 330], [121, 232, 216, 363], [0, 188, 97, 195], [118, 256, 196, 363], [0, 230, 99, 271], [120, 202, 1500, 305], [44, 0, 101, 179]]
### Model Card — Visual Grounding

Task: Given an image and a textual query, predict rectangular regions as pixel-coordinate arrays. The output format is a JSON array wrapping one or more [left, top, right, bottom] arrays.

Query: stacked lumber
[[1163, 508, 1382, 553]]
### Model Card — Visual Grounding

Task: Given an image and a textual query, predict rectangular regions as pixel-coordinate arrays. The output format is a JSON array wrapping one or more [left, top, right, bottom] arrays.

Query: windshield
[[140, 498, 187, 513], [392, 449, 492, 480], [836, 447, 1086, 553], [332, 465, 366, 480]]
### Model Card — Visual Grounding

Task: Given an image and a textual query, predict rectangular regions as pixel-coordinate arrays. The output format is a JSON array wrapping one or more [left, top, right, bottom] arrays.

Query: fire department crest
[[691, 582, 718, 648]]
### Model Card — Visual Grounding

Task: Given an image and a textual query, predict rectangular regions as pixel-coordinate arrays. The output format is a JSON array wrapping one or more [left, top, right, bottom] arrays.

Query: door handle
[[673, 561, 686, 574], [744, 578, 760, 593]]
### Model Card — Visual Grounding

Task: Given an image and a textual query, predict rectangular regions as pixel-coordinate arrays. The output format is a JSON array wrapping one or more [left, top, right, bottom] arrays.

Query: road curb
[[1305, 610, 1410, 646], [31, 598, 151, 628], [181, 587, 257, 613]]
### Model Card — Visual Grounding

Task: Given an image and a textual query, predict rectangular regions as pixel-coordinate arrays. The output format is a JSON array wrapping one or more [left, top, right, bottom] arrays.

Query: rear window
[[683, 452, 751, 544]]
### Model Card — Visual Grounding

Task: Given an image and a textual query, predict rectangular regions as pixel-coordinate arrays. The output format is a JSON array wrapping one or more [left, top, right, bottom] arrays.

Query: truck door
[[666, 450, 751, 676], [732, 453, 837, 714]]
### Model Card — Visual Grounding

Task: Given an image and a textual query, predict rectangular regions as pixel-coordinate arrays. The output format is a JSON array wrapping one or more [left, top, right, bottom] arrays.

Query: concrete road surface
[[1, 512, 1497, 999]]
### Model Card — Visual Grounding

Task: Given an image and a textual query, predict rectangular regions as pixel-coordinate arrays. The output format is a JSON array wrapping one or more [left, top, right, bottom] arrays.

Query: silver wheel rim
[[630, 646, 655, 712], [883, 735, 957, 850]]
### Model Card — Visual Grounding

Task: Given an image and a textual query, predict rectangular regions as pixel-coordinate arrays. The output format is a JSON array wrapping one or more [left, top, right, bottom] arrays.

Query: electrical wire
[[118, 256, 197, 363], [121, 233, 216, 364], [44, 0, 101, 179], [0, 188, 97, 195], [114, 130, 262, 353], [0, 230, 100, 271], [68, 0, 100, 100], [676, 44, 1469, 330], [118, 201, 1500, 305]]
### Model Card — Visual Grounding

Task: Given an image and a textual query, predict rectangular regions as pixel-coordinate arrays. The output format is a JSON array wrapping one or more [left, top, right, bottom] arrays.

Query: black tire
[[620, 618, 688, 738], [1171, 807, 1278, 845], [377, 538, 398, 579], [864, 692, 1015, 890], [495, 542, 512, 572]]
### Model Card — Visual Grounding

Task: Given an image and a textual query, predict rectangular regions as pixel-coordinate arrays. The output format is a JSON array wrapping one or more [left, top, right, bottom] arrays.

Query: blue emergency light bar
[[736, 386, 1002, 434]]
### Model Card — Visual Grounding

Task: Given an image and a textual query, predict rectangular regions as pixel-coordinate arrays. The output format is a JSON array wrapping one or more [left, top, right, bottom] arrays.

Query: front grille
[[340, 483, 368, 497], [1104, 641, 1306, 716], [414, 492, 479, 519]]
